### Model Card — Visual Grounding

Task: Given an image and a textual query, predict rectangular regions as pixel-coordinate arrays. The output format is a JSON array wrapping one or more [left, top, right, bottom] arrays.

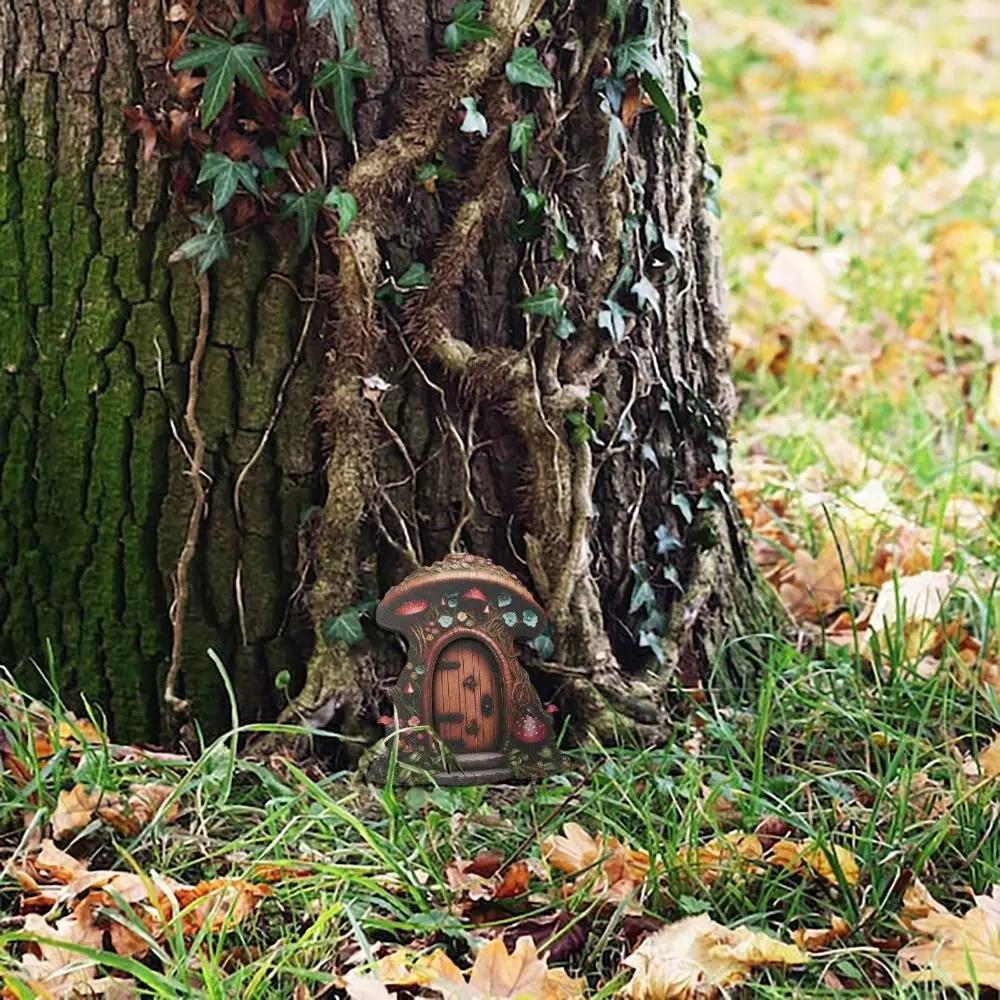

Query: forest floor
[[1, 0, 999, 996]]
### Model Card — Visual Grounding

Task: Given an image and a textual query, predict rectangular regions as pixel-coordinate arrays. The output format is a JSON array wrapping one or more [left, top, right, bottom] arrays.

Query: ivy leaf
[[552, 211, 578, 262], [196, 151, 259, 210], [638, 629, 667, 664], [280, 189, 325, 249], [606, 0, 627, 36], [397, 262, 430, 289], [655, 524, 682, 555], [614, 36, 662, 79], [173, 35, 269, 127], [505, 47, 554, 88], [509, 114, 536, 165], [519, 284, 562, 318], [529, 631, 555, 659], [459, 96, 487, 136], [641, 442, 660, 468], [601, 105, 627, 177], [322, 608, 364, 645], [641, 72, 677, 132], [588, 392, 607, 429], [632, 275, 661, 319], [598, 298, 631, 343], [566, 410, 592, 444], [554, 312, 576, 340], [307, 0, 357, 52], [169, 213, 230, 275], [314, 48, 371, 140], [324, 185, 358, 235], [671, 490, 693, 524], [629, 575, 655, 614], [662, 563, 682, 591], [262, 146, 289, 171], [444, 0, 493, 53]]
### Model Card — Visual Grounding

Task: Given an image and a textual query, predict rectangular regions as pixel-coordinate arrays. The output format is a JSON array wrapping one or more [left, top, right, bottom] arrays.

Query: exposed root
[[164, 272, 211, 722]]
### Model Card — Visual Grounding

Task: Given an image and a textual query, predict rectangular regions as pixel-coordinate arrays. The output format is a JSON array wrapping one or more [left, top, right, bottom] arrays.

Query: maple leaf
[[900, 884, 1000, 989], [50, 784, 100, 841], [677, 832, 763, 887], [346, 936, 584, 1000], [622, 914, 809, 999], [768, 840, 860, 887], [172, 34, 269, 127]]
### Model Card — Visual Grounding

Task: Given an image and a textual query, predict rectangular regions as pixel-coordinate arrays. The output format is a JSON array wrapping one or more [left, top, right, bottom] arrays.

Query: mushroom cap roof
[[380, 553, 542, 613]]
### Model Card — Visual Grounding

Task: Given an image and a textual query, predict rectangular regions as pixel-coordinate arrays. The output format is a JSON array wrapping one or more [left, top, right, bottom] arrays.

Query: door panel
[[433, 639, 500, 752]]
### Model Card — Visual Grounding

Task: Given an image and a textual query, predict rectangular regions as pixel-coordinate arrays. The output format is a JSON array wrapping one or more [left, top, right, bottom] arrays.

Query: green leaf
[[173, 34, 269, 127], [459, 97, 487, 137], [170, 213, 230, 275], [197, 151, 259, 210], [505, 47, 554, 88], [655, 524, 682, 555], [314, 48, 371, 140], [552, 210, 578, 261], [280, 189, 325, 249], [631, 275, 661, 318], [262, 146, 289, 171], [601, 104, 627, 177], [528, 631, 555, 659], [641, 442, 659, 468], [307, 0, 357, 52], [671, 490, 693, 524], [444, 0, 493, 53], [322, 608, 365, 645], [324, 185, 358, 235], [509, 114, 536, 165], [519, 284, 562, 318], [605, 0, 627, 35], [614, 36, 662, 79], [587, 392, 607, 429], [641, 72, 677, 131], [598, 298, 631, 343], [554, 312, 576, 340], [629, 576, 655, 614], [274, 669, 291, 690], [398, 262, 430, 289]]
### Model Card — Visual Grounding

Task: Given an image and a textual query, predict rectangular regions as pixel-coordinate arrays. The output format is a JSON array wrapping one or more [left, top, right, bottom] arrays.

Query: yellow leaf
[[678, 832, 763, 887], [50, 784, 100, 841], [542, 822, 601, 874], [622, 914, 809, 999], [865, 571, 954, 660], [900, 885, 1000, 989], [769, 840, 859, 886], [962, 733, 1000, 781], [764, 247, 846, 329], [792, 915, 851, 951]]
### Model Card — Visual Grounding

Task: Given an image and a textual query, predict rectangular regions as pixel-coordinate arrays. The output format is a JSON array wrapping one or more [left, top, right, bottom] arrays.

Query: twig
[[165, 272, 211, 720]]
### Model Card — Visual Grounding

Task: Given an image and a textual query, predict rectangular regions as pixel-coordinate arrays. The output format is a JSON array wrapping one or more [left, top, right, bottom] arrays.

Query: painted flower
[[438, 614, 454, 628], [497, 592, 512, 608], [378, 715, 394, 726], [503, 611, 518, 627], [403, 681, 415, 695], [407, 715, 420, 727], [522, 609, 538, 628]]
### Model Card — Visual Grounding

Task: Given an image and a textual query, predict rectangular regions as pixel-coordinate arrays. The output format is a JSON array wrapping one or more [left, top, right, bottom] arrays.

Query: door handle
[[480, 694, 493, 717]]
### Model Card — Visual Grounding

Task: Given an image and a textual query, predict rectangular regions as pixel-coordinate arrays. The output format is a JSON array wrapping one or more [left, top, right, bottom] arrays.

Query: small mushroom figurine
[[367, 553, 570, 785]]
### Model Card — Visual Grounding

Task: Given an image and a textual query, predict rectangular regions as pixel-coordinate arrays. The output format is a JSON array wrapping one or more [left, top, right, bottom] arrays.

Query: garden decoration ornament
[[367, 553, 569, 785]]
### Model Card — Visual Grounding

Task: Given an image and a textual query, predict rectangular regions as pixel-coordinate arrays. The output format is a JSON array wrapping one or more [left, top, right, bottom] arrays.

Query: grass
[[2, 0, 999, 995]]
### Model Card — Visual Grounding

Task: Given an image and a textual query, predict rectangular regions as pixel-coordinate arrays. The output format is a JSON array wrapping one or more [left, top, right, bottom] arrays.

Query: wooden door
[[432, 639, 501, 752]]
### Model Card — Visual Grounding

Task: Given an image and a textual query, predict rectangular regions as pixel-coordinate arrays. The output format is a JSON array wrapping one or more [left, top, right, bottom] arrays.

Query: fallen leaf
[[769, 840, 860, 886], [51, 785, 100, 841], [900, 884, 1000, 988], [866, 571, 954, 659], [792, 915, 851, 951], [962, 733, 1000, 781], [19, 911, 107, 997], [97, 783, 179, 836], [765, 246, 846, 329], [677, 832, 763, 887], [778, 542, 846, 623], [987, 363, 1000, 429], [622, 913, 809, 999]]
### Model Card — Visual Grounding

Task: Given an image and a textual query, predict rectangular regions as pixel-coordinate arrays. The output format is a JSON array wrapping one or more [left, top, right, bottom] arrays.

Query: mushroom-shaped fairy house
[[368, 553, 569, 784]]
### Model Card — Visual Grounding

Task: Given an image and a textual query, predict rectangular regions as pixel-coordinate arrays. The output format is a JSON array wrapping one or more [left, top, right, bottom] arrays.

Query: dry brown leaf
[[97, 783, 179, 836], [542, 823, 651, 909], [346, 937, 584, 1000], [51, 784, 101, 841], [622, 913, 809, 999], [677, 832, 763, 887], [792, 915, 851, 952], [19, 911, 108, 998], [962, 733, 1000, 780], [778, 542, 846, 622], [902, 879, 949, 922], [866, 571, 954, 659], [444, 857, 542, 903], [56, 718, 105, 748], [769, 840, 860, 886], [765, 246, 846, 329], [900, 884, 1000, 988]]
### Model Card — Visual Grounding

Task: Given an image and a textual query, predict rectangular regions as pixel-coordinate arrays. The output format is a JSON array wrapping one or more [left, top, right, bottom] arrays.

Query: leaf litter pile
[[3, 0, 1000, 996]]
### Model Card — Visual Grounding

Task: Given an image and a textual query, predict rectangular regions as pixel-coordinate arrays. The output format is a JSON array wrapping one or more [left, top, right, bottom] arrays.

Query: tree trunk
[[0, 0, 781, 749]]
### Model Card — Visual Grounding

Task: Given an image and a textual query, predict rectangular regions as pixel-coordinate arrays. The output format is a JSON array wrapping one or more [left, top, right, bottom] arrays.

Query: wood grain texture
[[432, 639, 499, 752]]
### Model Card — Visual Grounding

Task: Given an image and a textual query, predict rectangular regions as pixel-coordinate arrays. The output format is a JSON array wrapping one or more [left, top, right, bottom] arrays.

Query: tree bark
[[0, 0, 782, 749]]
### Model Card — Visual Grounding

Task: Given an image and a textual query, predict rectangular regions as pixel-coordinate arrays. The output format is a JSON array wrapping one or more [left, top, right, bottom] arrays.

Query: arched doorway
[[432, 639, 502, 753]]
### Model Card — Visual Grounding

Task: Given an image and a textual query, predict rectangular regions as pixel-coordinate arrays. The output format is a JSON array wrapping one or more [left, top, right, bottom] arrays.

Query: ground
[[1, 0, 999, 995]]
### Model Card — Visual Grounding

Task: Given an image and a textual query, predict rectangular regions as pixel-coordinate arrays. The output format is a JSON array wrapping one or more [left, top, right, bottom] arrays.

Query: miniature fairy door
[[432, 639, 501, 752]]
